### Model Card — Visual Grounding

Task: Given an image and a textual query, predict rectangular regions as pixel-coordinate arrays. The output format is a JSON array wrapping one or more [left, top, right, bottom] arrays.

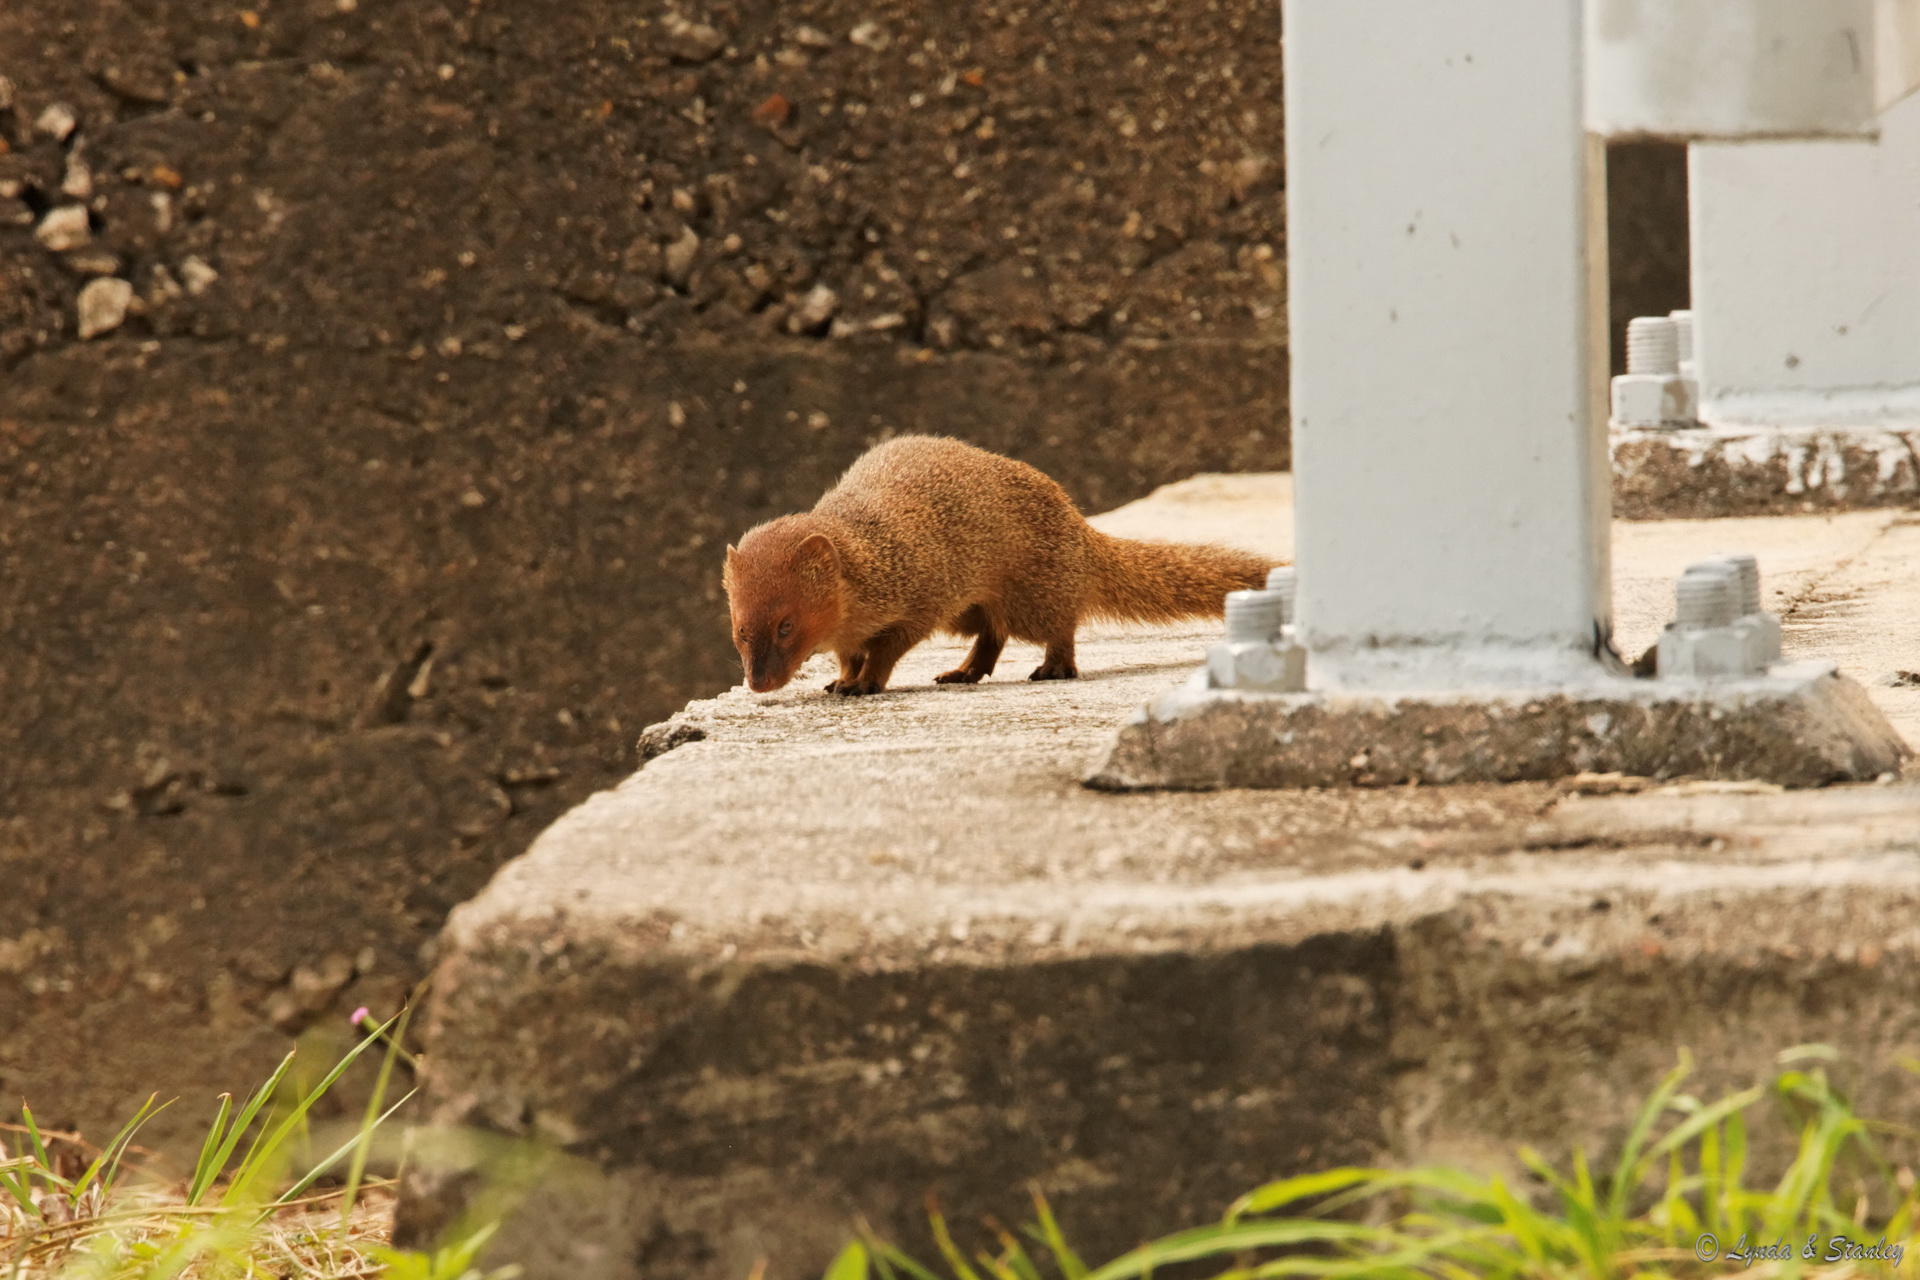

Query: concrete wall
[[0, 0, 1688, 1146]]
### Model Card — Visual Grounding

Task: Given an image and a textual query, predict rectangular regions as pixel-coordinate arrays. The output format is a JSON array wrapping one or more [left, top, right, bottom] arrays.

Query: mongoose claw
[[934, 668, 986, 684], [1028, 663, 1079, 681]]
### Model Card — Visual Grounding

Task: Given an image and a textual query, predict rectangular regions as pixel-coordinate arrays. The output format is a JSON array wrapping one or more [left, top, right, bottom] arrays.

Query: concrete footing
[[1612, 426, 1920, 518], [1088, 661, 1907, 791]]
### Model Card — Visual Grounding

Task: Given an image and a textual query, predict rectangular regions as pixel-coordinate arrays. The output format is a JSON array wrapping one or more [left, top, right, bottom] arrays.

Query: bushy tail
[[1084, 530, 1275, 623]]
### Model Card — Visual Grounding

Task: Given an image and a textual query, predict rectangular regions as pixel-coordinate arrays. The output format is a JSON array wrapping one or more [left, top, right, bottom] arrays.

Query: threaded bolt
[[1627, 316, 1680, 376], [1668, 310, 1695, 366], [1225, 589, 1286, 642], [1264, 566, 1297, 625], [1674, 564, 1740, 628], [1708, 552, 1761, 616]]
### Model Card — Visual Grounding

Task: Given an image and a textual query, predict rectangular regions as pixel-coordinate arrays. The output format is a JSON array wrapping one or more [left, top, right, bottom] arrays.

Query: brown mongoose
[[722, 436, 1275, 696]]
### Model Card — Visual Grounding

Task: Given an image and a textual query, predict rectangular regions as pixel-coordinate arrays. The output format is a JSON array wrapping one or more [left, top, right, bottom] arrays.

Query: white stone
[[34, 102, 77, 141], [34, 205, 91, 252], [77, 278, 134, 339], [180, 256, 219, 295]]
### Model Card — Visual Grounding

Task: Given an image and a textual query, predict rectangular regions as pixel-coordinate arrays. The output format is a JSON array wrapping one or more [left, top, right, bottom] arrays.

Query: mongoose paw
[[832, 680, 884, 697], [935, 668, 986, 685], [1028, 662, 1079, 681]]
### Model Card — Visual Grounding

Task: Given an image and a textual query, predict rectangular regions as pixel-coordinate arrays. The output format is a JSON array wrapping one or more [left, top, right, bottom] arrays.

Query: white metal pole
[[1688, 89, 1920, 428], [1283, 0, 1612, 689]]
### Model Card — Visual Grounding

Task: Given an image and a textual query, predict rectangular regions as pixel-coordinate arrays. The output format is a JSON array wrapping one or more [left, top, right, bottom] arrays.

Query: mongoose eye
[[776, 618, 795, 640]]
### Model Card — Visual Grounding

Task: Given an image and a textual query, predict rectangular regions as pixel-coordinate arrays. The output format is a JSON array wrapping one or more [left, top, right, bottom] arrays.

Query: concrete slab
[[1612, 426, 1920, 519], [399, 477, 1920, 1280], [1088, 661, 1907, 790]]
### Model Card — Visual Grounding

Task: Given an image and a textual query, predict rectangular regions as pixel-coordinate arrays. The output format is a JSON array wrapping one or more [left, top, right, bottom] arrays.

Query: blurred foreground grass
[[6, 1035, 1918, 1280]]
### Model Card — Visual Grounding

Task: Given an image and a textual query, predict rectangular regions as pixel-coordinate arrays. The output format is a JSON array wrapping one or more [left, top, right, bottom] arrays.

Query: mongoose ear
[[791, 533, 839, 580], [722, 543, 739, 588]]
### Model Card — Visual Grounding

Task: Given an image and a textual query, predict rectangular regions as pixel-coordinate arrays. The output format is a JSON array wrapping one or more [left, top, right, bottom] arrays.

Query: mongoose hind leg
[[936, 605, 1006, 685], [1029, 633, 1079, 681]]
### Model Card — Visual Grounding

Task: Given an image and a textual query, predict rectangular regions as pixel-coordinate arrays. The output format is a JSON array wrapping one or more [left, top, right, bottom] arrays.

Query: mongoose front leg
[[825, 649, 867, 694], [1029, 634, 1079, 681], [834, 626, 921, 696]]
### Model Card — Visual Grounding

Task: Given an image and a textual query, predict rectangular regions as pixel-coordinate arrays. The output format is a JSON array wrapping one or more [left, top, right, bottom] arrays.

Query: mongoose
[[723, 435, 1275, 696]]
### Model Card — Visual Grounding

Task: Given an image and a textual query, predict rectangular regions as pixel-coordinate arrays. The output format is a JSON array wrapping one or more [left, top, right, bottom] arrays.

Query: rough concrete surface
[[401, 480, 1920, 1279], [1090, 661, 1908, 791], [1613, 426, 1920, 518]]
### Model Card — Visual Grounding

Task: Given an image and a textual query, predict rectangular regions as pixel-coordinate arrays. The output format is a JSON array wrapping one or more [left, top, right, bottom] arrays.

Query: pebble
[[662, 226, 700, 287], [0, 76, 13, 111], [792, 24, 833, 47], [661, 12, 726, 62], [77, 277, 134, 339], [789, 282, 839, 333], [34, 205, 91, 251], [848, 20, 888, 50], [35, 102, 78, 141], [61, 154, 93, 200], [180, 255, 219, 295]]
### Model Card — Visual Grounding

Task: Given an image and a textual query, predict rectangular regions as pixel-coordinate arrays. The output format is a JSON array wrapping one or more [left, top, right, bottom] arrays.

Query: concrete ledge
[[395, 485, 1920, 1279], [1089, 662, 1908, 791], [397, 772, 1920, 1280], [1612, 425, 1920, 518]]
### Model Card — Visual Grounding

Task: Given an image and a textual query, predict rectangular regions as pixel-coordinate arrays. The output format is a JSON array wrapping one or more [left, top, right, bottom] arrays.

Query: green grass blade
[[189, 1047, 299, 1207], [17, 1105, 66, 1188], [272, 1087, 416, 1210], [865, 1238, 945, 1280], [70, 1093, 170, 1207], [1228, 1168, 1384, 1221], [1607, 1051, 1691, 1223], [1083, 1220, 1379, 1280], [338, 1003, 414, 1230], [928, 1207, 986, 1280], [225, 1014, 399, 1204], [823, 1240, 870, 1280], [1030, 1190, 1090, 1280]]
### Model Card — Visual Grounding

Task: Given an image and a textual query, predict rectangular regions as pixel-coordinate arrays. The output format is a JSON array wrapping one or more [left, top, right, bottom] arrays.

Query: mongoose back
[[723, 435, 1275, 695]]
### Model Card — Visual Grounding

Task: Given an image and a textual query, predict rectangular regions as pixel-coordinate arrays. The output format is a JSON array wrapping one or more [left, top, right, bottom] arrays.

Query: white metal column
[[1688, 89, 1920, 428], [1284, 0, 1613, 689]]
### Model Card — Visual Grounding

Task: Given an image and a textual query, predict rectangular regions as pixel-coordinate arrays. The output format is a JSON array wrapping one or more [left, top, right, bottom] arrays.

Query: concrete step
[[396, 485, 1920, 1280]]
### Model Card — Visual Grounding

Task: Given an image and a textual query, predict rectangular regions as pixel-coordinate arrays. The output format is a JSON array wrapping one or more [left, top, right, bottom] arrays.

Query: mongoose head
[[723, 520, 844, 693]]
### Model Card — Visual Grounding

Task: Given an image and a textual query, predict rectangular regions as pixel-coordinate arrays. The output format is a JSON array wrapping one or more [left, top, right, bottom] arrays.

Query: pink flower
[[350, 1006, 372, 1026]]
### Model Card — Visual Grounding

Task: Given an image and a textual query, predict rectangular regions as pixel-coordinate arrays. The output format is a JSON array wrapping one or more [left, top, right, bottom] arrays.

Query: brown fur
[[723, 436, 1276, 695]]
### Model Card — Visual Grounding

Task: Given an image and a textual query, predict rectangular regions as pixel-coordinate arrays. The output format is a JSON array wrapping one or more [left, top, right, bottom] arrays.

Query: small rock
[[148, 264, 183, 303], [662, 226, 700, 288], [35, 205, 91, 252], [792, 24, 833, 47], [788, 283, 839, 334], [667, 401, 688, 428], [63, 250, 124, 277], [289, 951, 356, 1009], [35, 102, 78, 142], [180, 255, 219, 295], [848, 20, 888, 49], [77, 278, 133, 339], [752, 92, 792, 127], [60, 154, 93, 200], [0, 76, 14, 111], [661, 12, 726, 62]]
